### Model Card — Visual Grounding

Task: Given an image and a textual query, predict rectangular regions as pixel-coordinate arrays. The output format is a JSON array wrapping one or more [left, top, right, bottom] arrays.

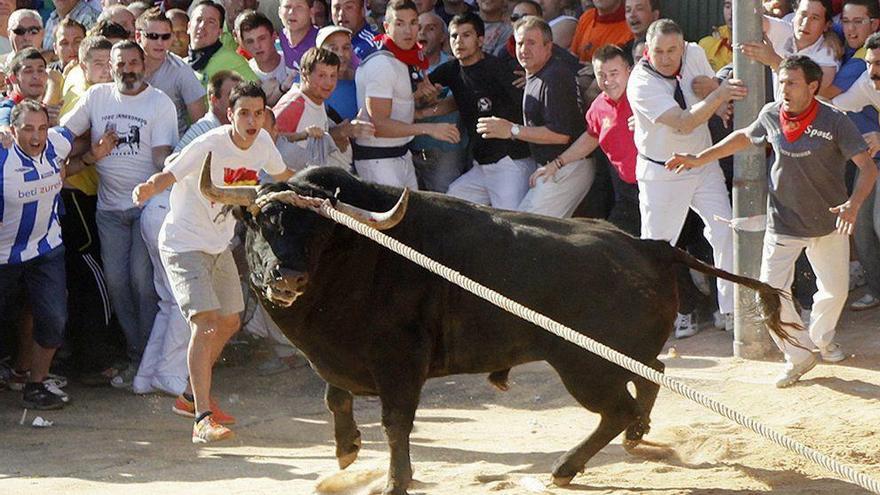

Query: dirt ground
[[2, 291, 880, 495]]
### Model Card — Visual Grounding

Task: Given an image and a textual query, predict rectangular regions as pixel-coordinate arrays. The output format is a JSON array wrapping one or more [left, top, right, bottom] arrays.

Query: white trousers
[[354, 152, 420, 190], [133, 191, 190, 396], [638, 162, 734, 314], [760, 230, 850, 365], [447, 156, 536, 210], [518, 158, 595, 218]]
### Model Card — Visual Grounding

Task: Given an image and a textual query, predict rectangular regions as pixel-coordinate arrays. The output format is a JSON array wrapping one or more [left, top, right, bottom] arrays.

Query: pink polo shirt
[[585, 91, 637, 184]]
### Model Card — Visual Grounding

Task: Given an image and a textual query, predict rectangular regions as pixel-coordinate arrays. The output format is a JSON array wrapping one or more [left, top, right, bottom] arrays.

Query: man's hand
[[665, 153, 703, 173], [46, 104, 61, 126], [132, 181, 157, 207], [350, 109, 375, 138], [863, 132, 880, 157], [830, 201, 859, 235], [424, 122, 460, 143], [529, 159, 562, 187], [740, 40, 780, 68], [414, 74, 442, 104], [692, 76, 720, 99], [717, 78, 748, 102], [476, 116, 513, 139], [304, 125, 324, 139], [0, 128, 13, 148], [715, 101, 734, 128], [627, 115, 635, 131], [92, 130, 118, 160]]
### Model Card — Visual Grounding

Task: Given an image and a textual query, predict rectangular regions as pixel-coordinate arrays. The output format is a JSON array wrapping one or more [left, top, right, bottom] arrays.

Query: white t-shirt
[[61, 83, 179, 211], [832, 69, 880, 112], [627, 43, 717, 181], [765, 15, 838, 99], [355, 52, 415, 148], [250, 54, 296, 85], [147, 53, 207, 136], [159, 125, 286, 254]]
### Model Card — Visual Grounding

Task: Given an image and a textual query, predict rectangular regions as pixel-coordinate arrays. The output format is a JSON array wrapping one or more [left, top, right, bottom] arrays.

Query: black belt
[[638, 153, 667, 166], [352, 143, 409, 160]]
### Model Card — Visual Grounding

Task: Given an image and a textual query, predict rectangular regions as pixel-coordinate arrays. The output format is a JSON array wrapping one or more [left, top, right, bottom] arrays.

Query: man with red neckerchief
[[570, 0, 632, 63], [666, 55, 878, 388], [353, 0, 459, 189]]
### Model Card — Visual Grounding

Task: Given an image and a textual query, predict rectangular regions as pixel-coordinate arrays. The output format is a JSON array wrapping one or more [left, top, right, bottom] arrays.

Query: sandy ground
[[2, 292, 880, 495]]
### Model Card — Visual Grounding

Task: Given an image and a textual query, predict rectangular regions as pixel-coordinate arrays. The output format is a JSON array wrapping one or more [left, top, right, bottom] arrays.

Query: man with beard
[[354, 0, 459, 188], [61, 40, 179, 389], [131, 82, 293, 442], [667, 55, 877, 386]]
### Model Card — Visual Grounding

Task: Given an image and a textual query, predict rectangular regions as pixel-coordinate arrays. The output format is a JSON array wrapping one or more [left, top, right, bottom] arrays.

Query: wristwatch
[[510, 124, 521, 138]]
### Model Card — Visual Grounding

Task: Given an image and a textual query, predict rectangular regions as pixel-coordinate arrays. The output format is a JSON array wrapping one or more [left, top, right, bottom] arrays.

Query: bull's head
[[198, 153, 409, 307]]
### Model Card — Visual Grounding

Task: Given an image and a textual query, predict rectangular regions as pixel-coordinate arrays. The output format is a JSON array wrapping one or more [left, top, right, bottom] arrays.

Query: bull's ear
[[231, 205, 254, 225]]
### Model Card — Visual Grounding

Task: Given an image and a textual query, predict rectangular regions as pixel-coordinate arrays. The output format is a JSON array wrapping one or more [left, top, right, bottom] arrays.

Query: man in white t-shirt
[[136, 9, 207, 135], [237, 10, 297, 106], [354, 0, 459, 189], [61, 40, 179, 385], [132, 82, 294, 443], [741, 0, 839, 97], [627, 19, 746, 338]]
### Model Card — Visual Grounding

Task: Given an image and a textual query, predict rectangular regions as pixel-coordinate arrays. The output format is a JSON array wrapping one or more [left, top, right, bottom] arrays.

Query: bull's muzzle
[[264, 266, 309, 307]]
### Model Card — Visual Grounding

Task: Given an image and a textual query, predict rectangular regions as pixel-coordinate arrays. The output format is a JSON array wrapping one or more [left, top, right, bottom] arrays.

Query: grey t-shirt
[[147, 53, 207, 136], [745, 101, 868, 237]]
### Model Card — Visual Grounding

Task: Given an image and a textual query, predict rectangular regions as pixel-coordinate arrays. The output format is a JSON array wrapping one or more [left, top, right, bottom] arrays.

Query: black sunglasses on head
[[11, 26, 41, 36], [142, 31, 172, 40], [511, 13, 524, 21]]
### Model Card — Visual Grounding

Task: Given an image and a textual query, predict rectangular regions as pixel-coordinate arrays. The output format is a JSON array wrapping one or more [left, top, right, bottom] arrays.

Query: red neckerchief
[[596, 2, 626, 23], [237, 46, 252, 60], [780, 98, 819, 142], [505, 35, 516, 58], [8, 90, 24, 104], [373, 34, 429, 71]]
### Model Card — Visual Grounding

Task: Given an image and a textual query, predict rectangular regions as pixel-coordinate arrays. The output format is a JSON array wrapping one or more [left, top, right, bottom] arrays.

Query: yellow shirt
[[698, 25, 733, 73], [61, 65, 99, 195]]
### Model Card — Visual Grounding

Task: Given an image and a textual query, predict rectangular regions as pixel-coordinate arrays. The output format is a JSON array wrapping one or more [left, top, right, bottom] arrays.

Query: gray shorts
[[160, 249, 244, 321]]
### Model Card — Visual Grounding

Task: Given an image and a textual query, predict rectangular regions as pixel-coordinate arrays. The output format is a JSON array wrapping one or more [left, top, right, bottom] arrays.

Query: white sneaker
[[43, 379, 70, 403], [850, 293, 880, 311], [674, 313, 698, 339], [712, 311, 734, 332], [819, 343, 846, 363], [775, 354, 819, 388]]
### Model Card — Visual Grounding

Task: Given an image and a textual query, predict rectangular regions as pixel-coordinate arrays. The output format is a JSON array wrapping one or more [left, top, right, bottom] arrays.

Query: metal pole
[[732, 0, 771, 358]]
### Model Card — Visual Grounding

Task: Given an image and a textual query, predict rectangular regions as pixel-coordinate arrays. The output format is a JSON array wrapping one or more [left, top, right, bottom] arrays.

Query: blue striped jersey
[[0, 127, 74, 264]]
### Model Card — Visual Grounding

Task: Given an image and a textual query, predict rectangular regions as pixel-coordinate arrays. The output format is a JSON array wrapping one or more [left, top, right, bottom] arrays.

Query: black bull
[[201, 161, 796, 495]]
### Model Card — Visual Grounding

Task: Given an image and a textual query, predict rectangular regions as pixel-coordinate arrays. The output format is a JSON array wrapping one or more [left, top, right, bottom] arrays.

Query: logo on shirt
[[803, 125, 833, 141], [602, 116, 613, 130], [224, 167, 259, 186], [478, 97, 493, 113]]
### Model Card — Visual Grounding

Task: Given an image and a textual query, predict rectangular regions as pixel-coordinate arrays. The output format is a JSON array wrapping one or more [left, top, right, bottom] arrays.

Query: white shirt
[[61, 83, 179, 211], [159, 126, 286, 254], [627, 43, 717, 181], [250, 54, 296, 85], [765, 15, 839, 100], [0, 128, 73, 264], [355, 52, 415, 148], [832, 69, 880, 112]]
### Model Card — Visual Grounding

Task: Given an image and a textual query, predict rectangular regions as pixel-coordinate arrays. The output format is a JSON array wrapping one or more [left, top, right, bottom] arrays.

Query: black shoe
[[22, 382, 65, 410]]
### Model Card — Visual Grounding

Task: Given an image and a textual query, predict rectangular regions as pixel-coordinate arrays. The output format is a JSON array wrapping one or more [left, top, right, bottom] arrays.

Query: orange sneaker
[[172, 395, 236, 424], [192, 414, 234, 444]]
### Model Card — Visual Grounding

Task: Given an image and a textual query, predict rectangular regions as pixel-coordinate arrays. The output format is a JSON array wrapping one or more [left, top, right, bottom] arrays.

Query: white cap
[[316, 25, 353, 48]]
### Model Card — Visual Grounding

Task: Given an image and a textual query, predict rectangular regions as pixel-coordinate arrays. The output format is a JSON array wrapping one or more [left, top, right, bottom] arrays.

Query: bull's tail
[[655, 241, 804, 349]]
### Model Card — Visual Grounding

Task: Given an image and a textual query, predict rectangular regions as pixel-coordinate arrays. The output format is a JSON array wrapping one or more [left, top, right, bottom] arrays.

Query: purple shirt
[[279, 26, 318, 69]]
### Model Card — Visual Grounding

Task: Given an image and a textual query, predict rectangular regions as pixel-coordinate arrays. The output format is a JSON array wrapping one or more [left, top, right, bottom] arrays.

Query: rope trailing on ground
[[318, 202, 880, 495]]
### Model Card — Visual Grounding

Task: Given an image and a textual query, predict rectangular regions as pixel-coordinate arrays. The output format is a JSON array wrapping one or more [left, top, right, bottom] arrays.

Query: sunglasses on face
[[11, 26, 41, 36], [142, 31, 172, 40]]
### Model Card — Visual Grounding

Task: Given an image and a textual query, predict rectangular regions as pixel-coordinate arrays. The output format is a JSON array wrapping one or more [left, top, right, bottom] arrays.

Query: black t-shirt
[[430, 54, 530, 164], [523, 56, 585, 165]]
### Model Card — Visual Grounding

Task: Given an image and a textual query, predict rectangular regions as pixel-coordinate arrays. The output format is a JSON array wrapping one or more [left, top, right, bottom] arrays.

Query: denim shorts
[[0, 246, 67, 348]]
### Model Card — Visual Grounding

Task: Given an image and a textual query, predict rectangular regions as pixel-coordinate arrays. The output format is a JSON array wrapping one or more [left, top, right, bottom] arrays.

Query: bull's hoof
[[337, 434, 362, 469], [625, 418, 650, 449], [551, 475, 575, 487], [622, 438, 641, 453], [488, 370, 510, 392]]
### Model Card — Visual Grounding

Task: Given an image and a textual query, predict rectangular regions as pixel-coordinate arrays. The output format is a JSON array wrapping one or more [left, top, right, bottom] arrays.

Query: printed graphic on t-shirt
[[224, 167, 259, 186], [103, 114, 147, 155]]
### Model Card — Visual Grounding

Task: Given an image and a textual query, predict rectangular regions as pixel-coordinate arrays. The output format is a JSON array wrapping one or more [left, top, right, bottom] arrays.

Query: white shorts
[[447, 156, 535, 210], [518, 158, 595, 218], [354, 152, 420, 190]]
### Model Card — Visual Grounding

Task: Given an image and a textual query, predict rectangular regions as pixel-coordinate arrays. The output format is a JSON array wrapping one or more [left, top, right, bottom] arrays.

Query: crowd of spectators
[[0, 0, 878, 440]]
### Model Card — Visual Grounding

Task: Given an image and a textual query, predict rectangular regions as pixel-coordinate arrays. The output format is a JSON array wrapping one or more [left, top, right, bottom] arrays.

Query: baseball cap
[[316, 25, 353, 48]]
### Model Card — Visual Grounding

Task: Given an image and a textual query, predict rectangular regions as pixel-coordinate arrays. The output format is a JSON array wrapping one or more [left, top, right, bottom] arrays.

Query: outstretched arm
[[665, 129, 753, 173]]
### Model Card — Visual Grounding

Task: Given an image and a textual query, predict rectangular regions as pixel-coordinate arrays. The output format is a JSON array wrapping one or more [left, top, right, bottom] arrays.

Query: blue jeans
[[96, 207, 158, 363], [411, 147, 465, 193], [0, 246, 67, 348], [854, 170, 880, 299]]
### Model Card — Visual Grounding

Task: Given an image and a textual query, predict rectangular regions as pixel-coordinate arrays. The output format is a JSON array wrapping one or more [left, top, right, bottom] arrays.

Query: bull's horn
[[335, 188, 409, 230], [198, 152, 258, 206]]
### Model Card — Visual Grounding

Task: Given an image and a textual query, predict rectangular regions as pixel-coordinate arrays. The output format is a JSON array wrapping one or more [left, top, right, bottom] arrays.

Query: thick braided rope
[[315, 203, 880, 494]]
